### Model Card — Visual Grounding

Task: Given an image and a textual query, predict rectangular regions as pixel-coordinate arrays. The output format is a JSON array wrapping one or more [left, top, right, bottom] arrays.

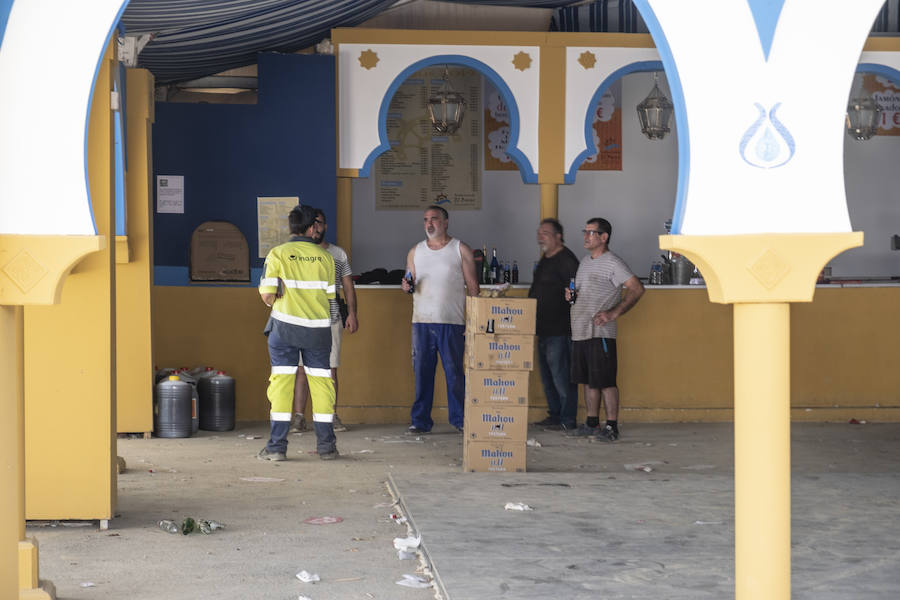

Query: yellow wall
[[152, 285, 900, 423], [24, 43, 117, 519], [116, 68, 155, 433]]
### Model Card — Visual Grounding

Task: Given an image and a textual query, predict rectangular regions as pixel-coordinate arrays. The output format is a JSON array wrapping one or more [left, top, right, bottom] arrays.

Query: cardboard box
[[463, 440, 527, 473], [466, 296, 536, 335], [465, 333, 534, 370], [465, 369, 530, 406], [464, 403, 529, 441]]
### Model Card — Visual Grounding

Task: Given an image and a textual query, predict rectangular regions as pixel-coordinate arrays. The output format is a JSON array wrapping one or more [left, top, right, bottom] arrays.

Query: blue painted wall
[[152, 52, 336, 285]]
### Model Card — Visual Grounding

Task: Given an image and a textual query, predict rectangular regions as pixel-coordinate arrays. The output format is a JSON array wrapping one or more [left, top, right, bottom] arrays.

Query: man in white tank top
[[401, 205, 480, 433]]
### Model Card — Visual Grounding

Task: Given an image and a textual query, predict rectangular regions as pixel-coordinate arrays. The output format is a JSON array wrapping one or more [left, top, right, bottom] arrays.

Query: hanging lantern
[[846, 76, 881, 141], [428, 66, 467, 135], [636, 72, 674, 140]]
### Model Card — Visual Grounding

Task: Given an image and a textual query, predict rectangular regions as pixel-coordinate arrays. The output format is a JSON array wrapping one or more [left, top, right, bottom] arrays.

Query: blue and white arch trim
[[631, 0, 689, 234], [566, 60, 664, 184], [361, 54, 536, 184], [0, 0, 130, 235], [338, 43, 541, 185]]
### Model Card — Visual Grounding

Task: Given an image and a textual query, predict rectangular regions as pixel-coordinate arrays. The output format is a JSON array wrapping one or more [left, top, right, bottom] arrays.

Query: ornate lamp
[[636, 72, 674, 140], [428, 65, 467, 135], [846, 75, 881, 141]]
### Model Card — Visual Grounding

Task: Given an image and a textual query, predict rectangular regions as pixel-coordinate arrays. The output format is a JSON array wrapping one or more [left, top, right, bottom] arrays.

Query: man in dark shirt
[[528, 218, 580, 430]]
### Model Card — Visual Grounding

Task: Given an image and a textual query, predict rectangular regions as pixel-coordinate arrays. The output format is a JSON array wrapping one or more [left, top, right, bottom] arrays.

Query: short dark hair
[[426, 205, 448, 220], [540, 218, 564, 242], [586, 217, 612, 243], [289, 205, 318, 235], [314, 208, 326, 223]]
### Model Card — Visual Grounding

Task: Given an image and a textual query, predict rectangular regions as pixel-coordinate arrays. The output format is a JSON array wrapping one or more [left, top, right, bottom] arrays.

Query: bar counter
[[152, 282, 900, 423]]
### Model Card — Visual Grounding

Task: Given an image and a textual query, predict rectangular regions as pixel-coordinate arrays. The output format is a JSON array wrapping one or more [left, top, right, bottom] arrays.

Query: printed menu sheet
[[257, 196, 299, 258], [375, 66, 481, 211]]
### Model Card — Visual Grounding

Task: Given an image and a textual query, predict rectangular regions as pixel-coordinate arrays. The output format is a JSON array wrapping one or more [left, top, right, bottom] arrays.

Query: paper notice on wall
[[156, 175, 184, 213], [257, 196, 299, 258]]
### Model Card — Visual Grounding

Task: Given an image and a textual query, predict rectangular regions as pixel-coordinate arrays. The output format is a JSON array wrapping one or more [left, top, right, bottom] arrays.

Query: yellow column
[[1, 307, 23, 599], [660, 232, 863, 600], [733, 302, 790, 600], [539, 183, 558, 221], [24, 40, 116, 523], [115, 68, 155, 434], [336, 177, 353, 260]]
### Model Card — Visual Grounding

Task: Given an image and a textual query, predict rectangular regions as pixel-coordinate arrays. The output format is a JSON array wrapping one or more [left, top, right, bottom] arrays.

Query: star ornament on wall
[[358, 49, 379, 70], [578, 51, 597, 69], [512, 51, 532, 71]]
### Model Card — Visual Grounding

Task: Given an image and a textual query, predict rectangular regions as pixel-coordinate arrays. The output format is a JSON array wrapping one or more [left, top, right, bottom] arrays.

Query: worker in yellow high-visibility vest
[[258, 204, 337, 460]]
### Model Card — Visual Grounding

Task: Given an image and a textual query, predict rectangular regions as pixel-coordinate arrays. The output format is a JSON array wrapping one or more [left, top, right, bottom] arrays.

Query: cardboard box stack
[[463, 296, 536, 472]]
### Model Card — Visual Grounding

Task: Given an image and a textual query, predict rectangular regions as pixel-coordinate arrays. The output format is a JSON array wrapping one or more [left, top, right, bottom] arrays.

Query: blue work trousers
[[537, 335, 578, 427], [411, 323, 465, 431]]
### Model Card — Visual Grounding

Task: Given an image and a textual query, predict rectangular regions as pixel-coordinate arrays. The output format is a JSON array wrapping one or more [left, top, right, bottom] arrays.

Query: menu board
[[375, 66, 482, 210], [257, 196, 299, 258], [484, 78, 622, 172]]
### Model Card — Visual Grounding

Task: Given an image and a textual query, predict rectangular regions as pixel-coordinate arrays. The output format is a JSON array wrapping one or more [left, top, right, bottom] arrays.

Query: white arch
[[338, 43, 540, 180], [0, 0, 128, 235]]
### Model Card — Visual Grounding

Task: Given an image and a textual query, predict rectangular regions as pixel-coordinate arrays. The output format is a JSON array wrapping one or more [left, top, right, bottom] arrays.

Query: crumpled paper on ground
[[504, 502, 533, 511], [395, 574, 431, 588], [393, 535, 421, 552], [296, 570, 321, 583]]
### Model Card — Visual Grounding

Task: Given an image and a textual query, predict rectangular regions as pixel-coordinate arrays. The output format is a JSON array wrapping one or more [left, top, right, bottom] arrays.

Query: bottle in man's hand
[[404, 271, 415, 294], [568, 278, 577, 305]]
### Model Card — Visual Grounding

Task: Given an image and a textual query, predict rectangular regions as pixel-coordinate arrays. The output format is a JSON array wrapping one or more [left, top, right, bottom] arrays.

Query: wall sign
[[374, 66, 482, 211]]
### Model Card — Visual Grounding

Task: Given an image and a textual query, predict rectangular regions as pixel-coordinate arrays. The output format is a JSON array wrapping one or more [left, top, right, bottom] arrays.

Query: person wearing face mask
[[528, 218, 580, 432], [401, 205, 479, 434]]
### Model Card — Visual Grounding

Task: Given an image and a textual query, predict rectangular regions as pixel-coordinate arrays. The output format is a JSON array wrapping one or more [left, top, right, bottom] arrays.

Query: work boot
[[289, 413, 306, 433], [332, 415, 348, 432], [319, 449, 340, 461], [257, 447, 286, 461]]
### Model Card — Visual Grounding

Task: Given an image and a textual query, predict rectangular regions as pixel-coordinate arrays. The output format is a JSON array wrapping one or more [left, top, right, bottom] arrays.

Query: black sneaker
[[407, 425, 430, 435], [566, 423, 599, 438], [532, 416, 560, 428], [596, 424, 619, 442]]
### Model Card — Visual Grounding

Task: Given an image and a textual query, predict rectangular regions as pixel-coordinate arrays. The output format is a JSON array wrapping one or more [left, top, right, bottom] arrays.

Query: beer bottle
[[404, 271, 415, 294], [490, 248, 499, 284], [481, 245, 489, 284], [503, 262, 511, 283], [568, 277, 577, 305], [512, 261, 519, 284]]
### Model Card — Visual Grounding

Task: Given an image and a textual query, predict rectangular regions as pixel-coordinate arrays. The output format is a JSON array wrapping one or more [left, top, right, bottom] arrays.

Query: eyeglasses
[[582, 229, 601, 237]]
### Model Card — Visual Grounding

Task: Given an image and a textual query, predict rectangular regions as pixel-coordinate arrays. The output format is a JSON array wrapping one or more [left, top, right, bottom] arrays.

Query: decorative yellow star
[[578, 51, 597, 70], [358, 49, 379, 70], [512, 51, 532, 71]]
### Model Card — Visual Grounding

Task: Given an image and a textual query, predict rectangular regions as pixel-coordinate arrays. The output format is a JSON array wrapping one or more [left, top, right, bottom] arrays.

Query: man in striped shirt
[[258, 205, 337, 461], [566, 217, 644, 441]]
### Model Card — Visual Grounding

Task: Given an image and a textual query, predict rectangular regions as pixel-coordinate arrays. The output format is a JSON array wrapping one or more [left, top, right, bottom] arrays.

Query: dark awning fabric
[[120, 0, 400, 83], [120, 0, 898, 84]]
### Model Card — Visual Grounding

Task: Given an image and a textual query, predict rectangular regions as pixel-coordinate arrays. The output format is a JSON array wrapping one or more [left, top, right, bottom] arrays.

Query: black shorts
[[571, 338, 617, 389]]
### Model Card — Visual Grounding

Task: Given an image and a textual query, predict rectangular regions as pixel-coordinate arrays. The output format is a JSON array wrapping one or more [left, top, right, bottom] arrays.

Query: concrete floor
[[29, 422, 899, 599]]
